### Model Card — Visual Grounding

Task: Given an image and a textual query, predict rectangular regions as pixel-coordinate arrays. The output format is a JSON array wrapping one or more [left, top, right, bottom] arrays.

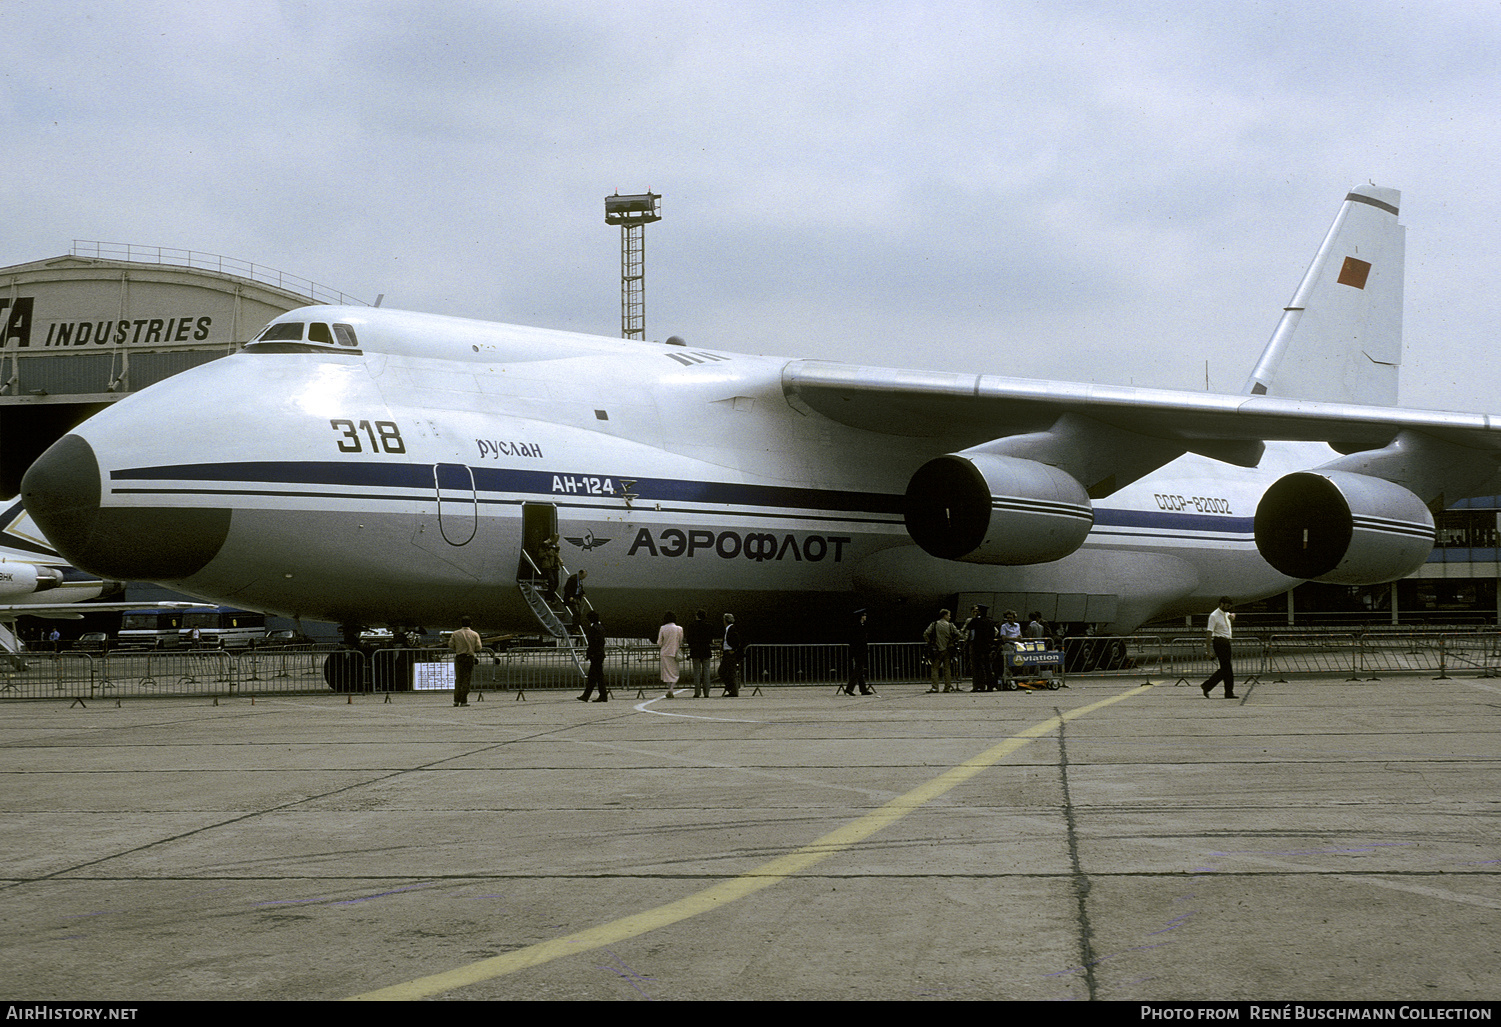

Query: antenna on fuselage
[[374, 294, 385, 308]]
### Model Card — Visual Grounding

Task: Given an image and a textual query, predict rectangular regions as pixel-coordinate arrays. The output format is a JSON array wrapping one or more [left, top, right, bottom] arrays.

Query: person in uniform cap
[[968, 605, 997, 692]]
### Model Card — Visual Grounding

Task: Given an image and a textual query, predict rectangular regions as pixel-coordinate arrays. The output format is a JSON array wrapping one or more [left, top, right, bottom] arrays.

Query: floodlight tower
[[604, 191, 661, 340]]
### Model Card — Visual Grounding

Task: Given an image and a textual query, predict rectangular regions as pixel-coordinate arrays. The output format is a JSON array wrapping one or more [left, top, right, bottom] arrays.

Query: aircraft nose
[[21, 434, 231, 582]]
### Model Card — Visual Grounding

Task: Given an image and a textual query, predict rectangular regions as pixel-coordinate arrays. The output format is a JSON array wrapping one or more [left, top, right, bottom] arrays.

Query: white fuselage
[[25, 308, 1311, 640]]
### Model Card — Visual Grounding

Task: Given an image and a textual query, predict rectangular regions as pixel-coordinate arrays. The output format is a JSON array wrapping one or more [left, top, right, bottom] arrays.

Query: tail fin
[[1243, 183, 1404, 405], [1, 497, 60, 558]]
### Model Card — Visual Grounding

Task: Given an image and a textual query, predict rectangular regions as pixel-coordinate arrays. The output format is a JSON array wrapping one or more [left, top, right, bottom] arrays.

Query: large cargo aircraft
[[19, 184, 1500, 643]]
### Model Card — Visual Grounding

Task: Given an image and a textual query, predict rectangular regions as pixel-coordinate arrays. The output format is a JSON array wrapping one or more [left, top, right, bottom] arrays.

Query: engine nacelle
[[0, 561, 60, 598], [1254, 471, 1434, 584], [904, 453, 1094, 565]]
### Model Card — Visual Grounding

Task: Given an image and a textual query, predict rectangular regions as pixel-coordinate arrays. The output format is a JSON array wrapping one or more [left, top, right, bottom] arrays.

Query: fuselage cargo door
[[434, 463, 477, 546], [520, 503, 558, 583]]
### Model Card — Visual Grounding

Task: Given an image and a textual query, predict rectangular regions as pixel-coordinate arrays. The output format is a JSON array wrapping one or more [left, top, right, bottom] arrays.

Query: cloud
[[1, 0, 1498, 409]]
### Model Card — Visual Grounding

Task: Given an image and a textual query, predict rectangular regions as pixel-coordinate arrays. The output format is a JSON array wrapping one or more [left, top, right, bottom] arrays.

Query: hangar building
[[1, 243, 365, 639], [1, 242, 365, 497]]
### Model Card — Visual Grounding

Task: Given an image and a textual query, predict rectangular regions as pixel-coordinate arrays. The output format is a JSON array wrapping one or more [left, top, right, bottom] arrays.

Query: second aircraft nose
[[21, 433, 231, 582]]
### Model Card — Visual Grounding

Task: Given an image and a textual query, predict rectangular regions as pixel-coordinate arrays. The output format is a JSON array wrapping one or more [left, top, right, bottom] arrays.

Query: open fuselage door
[[515, 503, 583, 673]]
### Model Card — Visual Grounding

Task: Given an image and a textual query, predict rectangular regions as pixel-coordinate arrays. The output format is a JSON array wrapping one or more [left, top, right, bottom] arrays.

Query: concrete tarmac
[[0, 672, 1497, 1002]]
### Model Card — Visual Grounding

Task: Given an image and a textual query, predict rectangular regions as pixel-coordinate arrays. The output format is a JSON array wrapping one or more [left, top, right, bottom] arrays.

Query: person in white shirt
[[658, 611, 685, 699], [997, 610, 1024, 690], [999, 610, 1022, 642], [1200, 597, 1238, 699]]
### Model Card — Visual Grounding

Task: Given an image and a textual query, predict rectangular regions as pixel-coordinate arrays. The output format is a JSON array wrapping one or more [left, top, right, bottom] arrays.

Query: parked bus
[[181, 607, 268, 648], [118, 608, 187, 649]]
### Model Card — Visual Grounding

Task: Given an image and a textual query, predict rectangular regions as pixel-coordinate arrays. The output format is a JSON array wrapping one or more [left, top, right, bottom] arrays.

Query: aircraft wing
[[783, 360, 1501, 513], [0, 600, 216, 621], [782, 361, 1501, 452]]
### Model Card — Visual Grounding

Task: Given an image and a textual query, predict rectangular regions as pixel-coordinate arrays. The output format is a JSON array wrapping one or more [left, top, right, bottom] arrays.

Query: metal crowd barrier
[[741, 642, 925, 687], [1161, 636, 1267, 685], [0, 645, 346, 700], [7, 632, 1501, 701], [740, 642, 937, 691], [1061, 635, 1162, 683], [344, 644, 669, 698], [1262, 632, 1359, 680], [1434, 632, 1501, 678]]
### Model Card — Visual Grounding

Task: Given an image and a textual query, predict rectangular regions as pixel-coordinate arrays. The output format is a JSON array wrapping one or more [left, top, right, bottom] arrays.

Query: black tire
[[372, 651, 411, 692], [1104, 639, 1128, 669], [323, 650, 366, 692]]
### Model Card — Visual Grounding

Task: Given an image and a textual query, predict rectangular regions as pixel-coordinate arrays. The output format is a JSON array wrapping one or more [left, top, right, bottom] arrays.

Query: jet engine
[[0, 561, 61, 598], [1253, 470, 1434, 585], [904, 453, 1094, 565]]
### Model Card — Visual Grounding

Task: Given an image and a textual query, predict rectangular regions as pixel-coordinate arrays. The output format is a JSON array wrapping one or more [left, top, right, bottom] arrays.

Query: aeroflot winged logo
[[565, 531, 612, 551]]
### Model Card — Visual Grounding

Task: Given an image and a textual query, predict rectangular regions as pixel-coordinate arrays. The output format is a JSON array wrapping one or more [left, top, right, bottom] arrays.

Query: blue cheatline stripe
[[1093, 507, 1254, 534], [111, 460, 907, 515], [115, 460, 431, 488], [1091, 530, 1253, 545], [109, 460, 1268, 540]]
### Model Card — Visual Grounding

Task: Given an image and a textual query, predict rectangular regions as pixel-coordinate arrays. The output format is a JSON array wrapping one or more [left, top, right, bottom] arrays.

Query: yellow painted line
[[349, 682, 1153, 1000]]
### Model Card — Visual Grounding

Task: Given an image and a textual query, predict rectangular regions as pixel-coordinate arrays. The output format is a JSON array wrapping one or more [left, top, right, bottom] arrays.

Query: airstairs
[[1, 621, 27, 670], [516, 551, 587, 677]]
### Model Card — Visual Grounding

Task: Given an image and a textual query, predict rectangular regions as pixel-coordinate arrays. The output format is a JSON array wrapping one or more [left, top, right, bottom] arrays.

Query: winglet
[[1243, 183, 1404, 405]]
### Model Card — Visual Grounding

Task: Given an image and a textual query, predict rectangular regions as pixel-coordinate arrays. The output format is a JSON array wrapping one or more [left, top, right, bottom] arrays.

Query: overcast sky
[[3, 0, 1498, 410]]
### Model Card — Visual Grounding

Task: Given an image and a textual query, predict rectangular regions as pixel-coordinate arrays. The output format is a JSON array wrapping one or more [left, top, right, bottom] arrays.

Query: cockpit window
[[247, 319, 362, 353], [258, 322, 304, 341]]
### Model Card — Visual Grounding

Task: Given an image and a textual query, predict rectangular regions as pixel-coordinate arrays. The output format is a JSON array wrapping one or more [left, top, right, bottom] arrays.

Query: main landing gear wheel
[[323, 650, 366, 693]]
